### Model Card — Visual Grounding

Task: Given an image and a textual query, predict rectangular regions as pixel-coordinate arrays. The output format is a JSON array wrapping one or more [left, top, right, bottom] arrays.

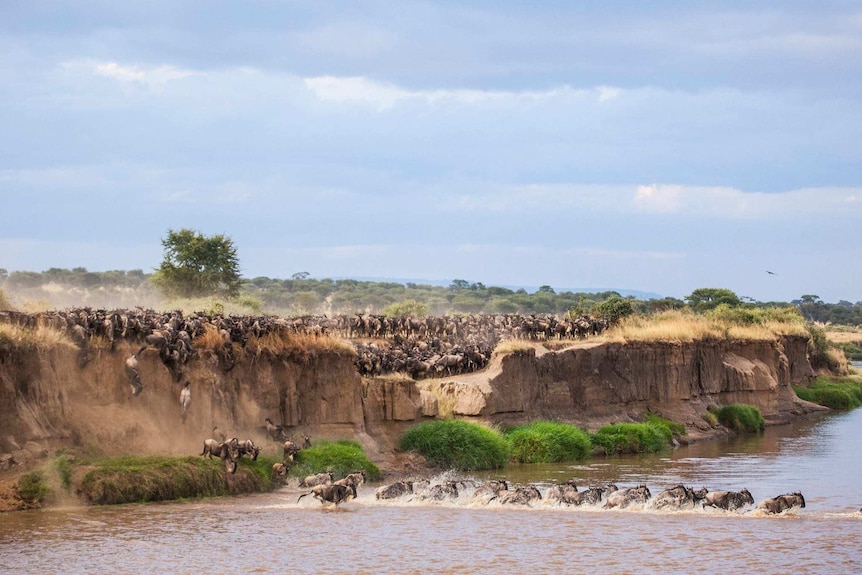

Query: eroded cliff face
[[421, 336, 818, 431], [0, 335, 818, 469]]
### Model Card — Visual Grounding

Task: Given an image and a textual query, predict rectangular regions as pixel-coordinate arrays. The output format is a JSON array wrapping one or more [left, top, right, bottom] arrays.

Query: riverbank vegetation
[[504, 421, 592, 463], [793, 377, 862, 410], [714, 404, 765, 433], [73, 455, 280, 505], [400, 420, 511, 471], [401, 415, 694, 470], [289, 440, 382, 482]]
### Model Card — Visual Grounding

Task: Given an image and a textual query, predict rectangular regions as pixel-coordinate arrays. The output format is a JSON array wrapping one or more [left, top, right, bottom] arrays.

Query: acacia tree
[[684, 288, 741, 313], [152, 229, 241, 298]]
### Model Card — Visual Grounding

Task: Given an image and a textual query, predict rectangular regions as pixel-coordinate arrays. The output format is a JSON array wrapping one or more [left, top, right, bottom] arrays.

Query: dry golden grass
[[493, 339, 537, 355], [192, 324, 227, 351], [591, 309, 808, 344], [825, 330, 862, 344], [0, 323, 75, 350], [245, 330, 355, 357]]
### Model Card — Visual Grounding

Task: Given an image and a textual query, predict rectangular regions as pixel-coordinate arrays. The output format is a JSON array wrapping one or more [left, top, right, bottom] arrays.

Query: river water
[[2, 407, 862, 574]]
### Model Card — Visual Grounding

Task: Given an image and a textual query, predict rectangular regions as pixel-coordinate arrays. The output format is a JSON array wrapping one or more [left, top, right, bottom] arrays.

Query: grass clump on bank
[[289, 440, 381, 482], [400, 420, 510, 471], [504, 421, 592, 463], [794, 377, 862, 410], [77, 455, 277, 505], [644, 413, 685, 437], [590, 422, 671, 455], [715, 404, 765, 433], [14, 471, 50, 508]]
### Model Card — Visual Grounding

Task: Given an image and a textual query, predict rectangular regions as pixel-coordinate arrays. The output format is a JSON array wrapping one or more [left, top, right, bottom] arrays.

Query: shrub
[[715, 404, 765, 433], [504, 421, 592, 463], [290, 440, 381, 482], [400, 420, 510, 471], [14, 471, 50, 507], [54, 453, 74, 489], [590, 423, 670, 455], [793, 377, 862, 410]]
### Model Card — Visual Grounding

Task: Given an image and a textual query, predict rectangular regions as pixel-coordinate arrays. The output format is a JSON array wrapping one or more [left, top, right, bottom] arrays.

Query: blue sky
[[1, 1, 860, 303]]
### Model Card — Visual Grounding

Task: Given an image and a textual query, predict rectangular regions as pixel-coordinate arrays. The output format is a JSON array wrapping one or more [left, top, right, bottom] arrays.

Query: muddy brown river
[[2, 407, 862, 574]]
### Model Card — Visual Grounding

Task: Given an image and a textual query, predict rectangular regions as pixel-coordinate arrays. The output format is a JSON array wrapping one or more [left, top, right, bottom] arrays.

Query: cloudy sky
[[1, 1, 860, 303]]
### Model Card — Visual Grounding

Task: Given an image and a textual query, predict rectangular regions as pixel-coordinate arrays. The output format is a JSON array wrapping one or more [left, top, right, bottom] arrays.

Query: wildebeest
[[417, 481, 461, 502], [544, 479, 580, 506], [650, 485, 708, 510], [283, 440, 300, 461], [702, 489, 754, 511], [757, 492, 806, 514], [375, 480, 414, 500], [473, 480, 509, 501], [264, 418, 288, 442], [298, 483, 357, 506], [334, 471, 366, 489], [272, 462, 288, 480], [300, 471, 334, 488], [236, 439, 260, 460], [199, 438, 239, 474], [124, 350, 144, 396], [179, 380, 191, 423], [491, 485, 542, 506], [572, 486, 609, 506], [604, 485, 652, 509]]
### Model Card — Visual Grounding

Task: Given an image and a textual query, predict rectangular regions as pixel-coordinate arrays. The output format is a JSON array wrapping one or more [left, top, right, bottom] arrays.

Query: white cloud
[[93, 61, 197, 89], [633, 185, 862, 219], [303, 75, 619, 110]]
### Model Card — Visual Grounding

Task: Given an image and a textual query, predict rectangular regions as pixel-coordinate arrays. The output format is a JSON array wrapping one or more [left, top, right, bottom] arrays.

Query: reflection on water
[[1, 409, 862, 574]]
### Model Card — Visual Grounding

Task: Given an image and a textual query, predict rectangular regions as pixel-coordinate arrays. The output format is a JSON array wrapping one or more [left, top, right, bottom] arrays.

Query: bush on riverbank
[[715, 404, 765, 433], [289, 440, 381, 481], [400, 420, 510, 471], [504, 421, 592, 463], [77, 455, 277, 505], [590, 422, 671, 455], [793, 377, 862, 410]]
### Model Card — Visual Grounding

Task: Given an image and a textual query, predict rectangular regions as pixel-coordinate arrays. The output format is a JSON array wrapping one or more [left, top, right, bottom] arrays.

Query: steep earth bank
[[0, 335, 822, 485]]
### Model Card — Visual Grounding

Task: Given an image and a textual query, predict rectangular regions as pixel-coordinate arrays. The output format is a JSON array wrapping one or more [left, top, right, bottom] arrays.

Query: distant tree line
[[2, 266, 860, 326], [0, 230, 858, 324]]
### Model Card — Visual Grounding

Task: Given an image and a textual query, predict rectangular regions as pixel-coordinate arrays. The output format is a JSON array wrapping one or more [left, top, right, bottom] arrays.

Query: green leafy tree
[[381, 299, 429, 318], [591, 295, 635, 323], [685, 288, 741, 313], [152, 229, 241, 298]]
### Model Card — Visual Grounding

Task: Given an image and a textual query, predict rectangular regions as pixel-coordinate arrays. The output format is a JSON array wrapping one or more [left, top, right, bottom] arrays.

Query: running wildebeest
[[298, 483, 357, 506], [702, 489, 754, 511], [376, 480, 414, 500], [757, 492, 806, 514], [604, 485, 652, 509]]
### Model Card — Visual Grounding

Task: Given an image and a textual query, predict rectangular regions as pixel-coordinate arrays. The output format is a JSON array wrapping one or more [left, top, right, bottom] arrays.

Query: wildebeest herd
[[0, 308, 609, 381], [366, 477, 806, 515]]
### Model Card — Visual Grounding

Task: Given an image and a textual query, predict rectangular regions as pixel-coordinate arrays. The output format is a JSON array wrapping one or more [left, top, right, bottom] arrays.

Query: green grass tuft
[[794, 377, 862, 410], [590, 423, 671, 455], [715, 404, 765, 433], [503, 421, 592, 463], [400, 419, 510, 471], [644, 413, 685, 437], [289, 440, 381, 481]]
